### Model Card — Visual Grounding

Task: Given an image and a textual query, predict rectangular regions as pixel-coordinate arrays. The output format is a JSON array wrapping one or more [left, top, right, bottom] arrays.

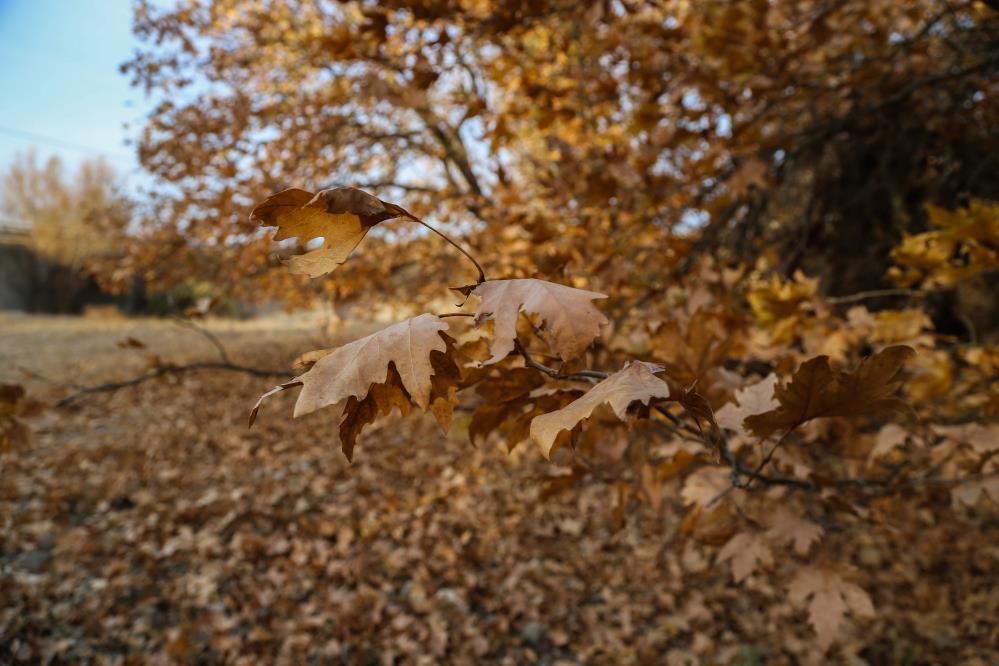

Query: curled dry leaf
[[295, 313, 449, 415], [471, 278, 608, 365], [530, 361, 669, 458], [745, 345, 915, 439], [251, 187, 407, 278], [788, 567, 875, 651], [249, 314, 456, 460]]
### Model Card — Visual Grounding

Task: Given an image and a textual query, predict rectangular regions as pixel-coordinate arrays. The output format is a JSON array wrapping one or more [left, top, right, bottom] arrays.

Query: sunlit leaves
[[251, 187, 407, 278]]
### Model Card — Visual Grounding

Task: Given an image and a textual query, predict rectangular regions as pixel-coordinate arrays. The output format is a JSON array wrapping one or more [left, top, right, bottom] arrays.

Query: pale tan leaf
[[715, 374, 779, 436], [788, 567, 874, 651], [251, 187, 406, 278], [529, 361, 668, 458], [717, 532, 773, 582], [294, 314, 449, 415], [681, 466, 731, 508], [765, 507, 823, 555], [869, 423, 909, 461], [472, 278, 608, 364]]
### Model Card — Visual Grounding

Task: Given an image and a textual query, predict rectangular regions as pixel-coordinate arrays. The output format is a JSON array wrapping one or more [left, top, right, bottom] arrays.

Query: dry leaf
[[868, 423, 909, 461], [681, 466, 731, 508], [765, 507, 823, 555], [471, 278, 608, 364], [295, 314, 449, 415], [745, 346, 915, 439], [717, 532, 773, 582], [249, 315, 453, 459], [788, 567, 875, 651], [530, 362, 669, 458], [715, 374, 779, 436], [251, 187, 407, 278]]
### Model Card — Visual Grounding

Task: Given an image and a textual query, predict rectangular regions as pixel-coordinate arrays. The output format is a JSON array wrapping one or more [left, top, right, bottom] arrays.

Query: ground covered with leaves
[[1, 316, 997, 665]]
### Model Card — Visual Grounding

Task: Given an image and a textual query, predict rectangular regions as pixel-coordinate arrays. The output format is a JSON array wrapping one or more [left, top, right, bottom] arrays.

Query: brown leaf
[[745, 346, 915, 439], [530, 361, 669, 458], [251, 187, 407, 278], [717, 532, 773, 582], [294, 314, 449, 415], [788, 567, 875, 651], [471, 278, 608, 364], [338, 369, 412, 461], [116, 336, 146, 349], [765, 507, 823, 555]]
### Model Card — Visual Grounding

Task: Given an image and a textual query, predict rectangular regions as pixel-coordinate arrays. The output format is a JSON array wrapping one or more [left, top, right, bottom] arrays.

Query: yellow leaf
[[251, 187, 407, 278]]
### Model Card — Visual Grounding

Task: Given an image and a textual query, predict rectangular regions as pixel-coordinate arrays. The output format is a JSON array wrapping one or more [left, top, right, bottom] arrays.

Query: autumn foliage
[[4, 1, 998, 663], [240, 182, 998, 657]]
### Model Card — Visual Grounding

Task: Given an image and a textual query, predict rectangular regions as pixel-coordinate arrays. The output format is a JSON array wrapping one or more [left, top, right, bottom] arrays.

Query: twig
[[825, 288, 921, 304], [404, 213, 486, 284], [169, 315, 233, 365], [57, 362, 288, 408], [513, 339, 609, 383]]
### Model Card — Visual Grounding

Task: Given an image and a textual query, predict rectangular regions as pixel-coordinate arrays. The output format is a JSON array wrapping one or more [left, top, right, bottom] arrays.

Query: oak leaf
[[530, 362, 669, 458], [295, 313, 449, 415], [251, 187, 407, 278], [249, 314, 454, 460], [788, 567, 874, 651], [471, 278, 608, 365], [744, 346, 915, 439]]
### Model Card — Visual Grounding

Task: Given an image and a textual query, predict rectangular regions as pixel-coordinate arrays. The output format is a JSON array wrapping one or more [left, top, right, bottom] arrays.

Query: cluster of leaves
[[245, 186, 998, 655]]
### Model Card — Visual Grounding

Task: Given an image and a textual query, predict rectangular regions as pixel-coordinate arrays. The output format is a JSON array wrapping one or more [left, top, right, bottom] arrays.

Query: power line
[[0, 124, 135, 165]]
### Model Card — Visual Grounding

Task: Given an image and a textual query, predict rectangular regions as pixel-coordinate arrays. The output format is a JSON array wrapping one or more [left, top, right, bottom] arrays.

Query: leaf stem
[[404, 213, 486, 284]]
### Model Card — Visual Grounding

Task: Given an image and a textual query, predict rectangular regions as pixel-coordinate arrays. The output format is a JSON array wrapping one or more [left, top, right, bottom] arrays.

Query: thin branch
[[57, 362, 288, 408], [404, 213, 486, 284], [825, 288, 921, 304], [170, 315, 233, 365]]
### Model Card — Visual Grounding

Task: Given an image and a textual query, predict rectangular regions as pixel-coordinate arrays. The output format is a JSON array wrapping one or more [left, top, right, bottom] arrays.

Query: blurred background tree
[[119, 0, 998, 321], [0, 152, 135, 312]]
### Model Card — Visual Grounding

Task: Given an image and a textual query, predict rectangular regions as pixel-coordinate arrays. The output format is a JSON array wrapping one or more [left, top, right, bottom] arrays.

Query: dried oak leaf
[[744, 345, 915, 440], [295, 314, 449, 415], [530, 361, 669, 458], [788, 567, 874, 651], [250, 314, 454, 460], [471, 278, 608, 365], [251, 187, 407, 278]]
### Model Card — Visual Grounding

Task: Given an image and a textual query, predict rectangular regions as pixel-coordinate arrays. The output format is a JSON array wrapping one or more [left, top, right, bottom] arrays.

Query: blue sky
[[0, 0, 150, 184]]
